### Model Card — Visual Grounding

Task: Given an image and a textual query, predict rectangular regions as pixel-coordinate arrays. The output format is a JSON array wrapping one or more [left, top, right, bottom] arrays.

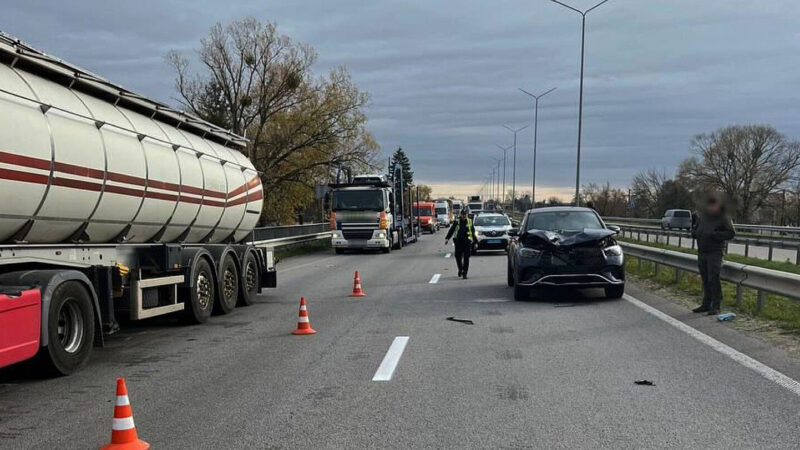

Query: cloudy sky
[[5, 0, 800, 199]]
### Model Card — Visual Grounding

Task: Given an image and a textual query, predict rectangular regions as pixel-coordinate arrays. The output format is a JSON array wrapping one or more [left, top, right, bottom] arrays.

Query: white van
[[435, 200, 452, 226]]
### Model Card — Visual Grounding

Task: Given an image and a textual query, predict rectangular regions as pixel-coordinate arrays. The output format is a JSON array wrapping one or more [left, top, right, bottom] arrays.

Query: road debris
[[634, 380, 655, 386], [716, 312, 736, 322], [446, 317, 474, 325]]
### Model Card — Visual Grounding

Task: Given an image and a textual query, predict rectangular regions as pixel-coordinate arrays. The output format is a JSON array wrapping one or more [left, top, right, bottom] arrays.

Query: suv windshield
[[331, 190, 384, 211], [526, 211, 603, 232], [474, 215, 510, 227], [673, 210, 691, 218], [413, 206, 433, 216]]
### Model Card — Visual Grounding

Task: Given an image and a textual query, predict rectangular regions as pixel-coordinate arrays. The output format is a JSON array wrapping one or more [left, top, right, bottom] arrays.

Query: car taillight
[[380, 211, 387, 229], [330, 212, 337, 230]]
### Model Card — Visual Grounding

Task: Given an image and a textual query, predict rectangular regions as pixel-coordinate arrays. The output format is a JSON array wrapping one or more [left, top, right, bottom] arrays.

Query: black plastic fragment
[[634, 380, 655, 386], [446, 317, 474, 325]]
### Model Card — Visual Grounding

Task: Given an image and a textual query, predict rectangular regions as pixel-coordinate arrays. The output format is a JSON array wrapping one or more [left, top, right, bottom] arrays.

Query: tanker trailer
[[0, 32, 275, 375]]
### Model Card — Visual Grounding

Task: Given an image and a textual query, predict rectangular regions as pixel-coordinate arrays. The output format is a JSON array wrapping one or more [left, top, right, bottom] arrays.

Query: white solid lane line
[[624, 294, 800, 397], [444, 253, 451, 258], [429, 274, 441, 284], [372, 336, 410, 381]]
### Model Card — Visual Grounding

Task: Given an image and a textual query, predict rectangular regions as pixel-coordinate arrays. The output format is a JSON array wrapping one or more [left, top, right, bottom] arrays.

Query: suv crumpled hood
[[521, 228, 615, 247]]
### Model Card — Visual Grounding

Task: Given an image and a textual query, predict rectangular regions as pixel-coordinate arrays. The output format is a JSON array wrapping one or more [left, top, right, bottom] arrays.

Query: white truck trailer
[[0, 33, 275, 375]]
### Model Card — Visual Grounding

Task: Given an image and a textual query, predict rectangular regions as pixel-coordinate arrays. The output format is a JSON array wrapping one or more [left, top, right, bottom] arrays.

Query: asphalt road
[[2, 234, 800, 449]]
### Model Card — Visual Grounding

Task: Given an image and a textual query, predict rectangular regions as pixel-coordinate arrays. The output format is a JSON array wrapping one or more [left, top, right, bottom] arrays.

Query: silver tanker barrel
[[0, 33, 262, 245]]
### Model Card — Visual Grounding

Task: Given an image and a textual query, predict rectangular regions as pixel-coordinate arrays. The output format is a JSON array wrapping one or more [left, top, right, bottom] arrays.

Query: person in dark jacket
[[445, 209, 478, 279], [691, 194, 736, 315]]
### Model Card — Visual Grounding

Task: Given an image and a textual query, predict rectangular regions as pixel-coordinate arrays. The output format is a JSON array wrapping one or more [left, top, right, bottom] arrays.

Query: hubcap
[[196, 272, 211, 309], [223, 268, 236, 300], [245, 262, 257, 292], [56, 299, 84, 354]]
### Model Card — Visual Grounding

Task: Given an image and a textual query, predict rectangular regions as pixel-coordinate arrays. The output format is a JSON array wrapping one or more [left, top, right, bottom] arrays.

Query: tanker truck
[[0, 33, 275, 375]]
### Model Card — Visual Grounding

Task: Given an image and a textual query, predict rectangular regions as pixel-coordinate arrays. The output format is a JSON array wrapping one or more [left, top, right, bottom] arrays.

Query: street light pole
[[519, 87, 556, 209], [550, 0, 610, 206], [503, 124, 529, 212], [496, 144, 512, 206]]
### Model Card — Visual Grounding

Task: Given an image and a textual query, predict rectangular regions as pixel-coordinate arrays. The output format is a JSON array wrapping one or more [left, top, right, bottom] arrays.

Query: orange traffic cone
[[349, 270, 366, 297], [292, 297, 316, 335], [101, 378, 150, 450]]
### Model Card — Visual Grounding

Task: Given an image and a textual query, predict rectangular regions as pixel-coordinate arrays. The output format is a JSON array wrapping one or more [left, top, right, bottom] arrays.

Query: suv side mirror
[[607, 225, 621, 234], [508, 228, 519, 236]]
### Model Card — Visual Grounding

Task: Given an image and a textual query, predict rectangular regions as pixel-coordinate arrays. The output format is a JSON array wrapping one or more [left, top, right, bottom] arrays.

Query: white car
[[472, 213, 512, 253]]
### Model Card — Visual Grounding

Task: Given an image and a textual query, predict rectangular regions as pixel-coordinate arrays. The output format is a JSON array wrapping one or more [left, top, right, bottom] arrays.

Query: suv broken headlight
[[603, 244, 622, 257]]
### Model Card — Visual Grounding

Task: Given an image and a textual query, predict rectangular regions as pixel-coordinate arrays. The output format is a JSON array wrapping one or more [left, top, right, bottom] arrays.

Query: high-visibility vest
[[453, 218, 474, 242]]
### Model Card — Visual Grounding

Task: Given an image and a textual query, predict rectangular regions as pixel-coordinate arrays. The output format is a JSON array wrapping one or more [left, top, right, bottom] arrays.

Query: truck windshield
[[526, 211, 603, 232], [435, 207, 447, 215], [332, 190, 384, 211], [468, 203, 482, 210], [413, 206, 433, 216]]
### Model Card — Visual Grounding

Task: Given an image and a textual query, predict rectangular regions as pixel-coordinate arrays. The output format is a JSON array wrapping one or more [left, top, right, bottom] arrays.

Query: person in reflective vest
[[445, 209, 477, 279]]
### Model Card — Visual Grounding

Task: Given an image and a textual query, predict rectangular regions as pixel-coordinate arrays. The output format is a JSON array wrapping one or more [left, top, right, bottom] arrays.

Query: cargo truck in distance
[[328, 164, 418, 253], [0, 33, 276, 376]]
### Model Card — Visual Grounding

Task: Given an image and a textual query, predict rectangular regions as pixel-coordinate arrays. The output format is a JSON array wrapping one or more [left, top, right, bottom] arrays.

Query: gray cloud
[[4, 0, 799, 196]]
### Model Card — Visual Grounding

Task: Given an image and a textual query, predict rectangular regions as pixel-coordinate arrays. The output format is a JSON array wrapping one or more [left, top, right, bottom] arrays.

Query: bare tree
[[631, 169, 667, 218], [583, 182, 628, 216], [167, 18, 379, 223], [684, 125, 800, 221]]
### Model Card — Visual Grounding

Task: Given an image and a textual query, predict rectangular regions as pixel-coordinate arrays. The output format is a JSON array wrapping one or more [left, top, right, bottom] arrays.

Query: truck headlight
[[604, 244, 622, 257], [518, 247, 542, 258], [331, 230, 342, 238], [377, 232, 386, 239]]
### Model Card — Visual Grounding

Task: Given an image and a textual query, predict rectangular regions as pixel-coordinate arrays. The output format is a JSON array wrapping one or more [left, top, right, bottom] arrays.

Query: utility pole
[[503, 124, 529, 212], [550, 0, 611, 206], [496, 144, 513, 207], [519, 87, 556, 209]]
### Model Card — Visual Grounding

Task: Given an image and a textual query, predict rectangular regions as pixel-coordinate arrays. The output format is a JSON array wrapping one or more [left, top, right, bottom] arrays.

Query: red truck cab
[[412, 201, 438, 234], [0, 287, 41, 369]]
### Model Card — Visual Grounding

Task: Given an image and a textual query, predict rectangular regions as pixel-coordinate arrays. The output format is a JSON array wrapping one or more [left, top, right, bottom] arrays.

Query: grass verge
[[624, 252, 800, 336]]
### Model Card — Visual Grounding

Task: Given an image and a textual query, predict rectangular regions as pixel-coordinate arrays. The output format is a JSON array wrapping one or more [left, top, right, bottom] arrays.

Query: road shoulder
[[626, 280, 800, 383]]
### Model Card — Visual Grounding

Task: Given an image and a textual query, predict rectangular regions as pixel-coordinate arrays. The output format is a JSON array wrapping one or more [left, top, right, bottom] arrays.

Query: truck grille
[[342, 229, 374, 240]]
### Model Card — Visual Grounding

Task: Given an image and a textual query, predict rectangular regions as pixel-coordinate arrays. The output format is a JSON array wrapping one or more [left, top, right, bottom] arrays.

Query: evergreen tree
[[390, 147, 414, 186]]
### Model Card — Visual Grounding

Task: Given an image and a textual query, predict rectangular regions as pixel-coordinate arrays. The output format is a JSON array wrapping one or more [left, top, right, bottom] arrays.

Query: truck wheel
[[507, 262, 514, 287], [184, 258, 215, 324], [335, 248, 345, 254], [40, 281, 95, 376], [238, 252, 260, 306], [215, 255, 239, 315]]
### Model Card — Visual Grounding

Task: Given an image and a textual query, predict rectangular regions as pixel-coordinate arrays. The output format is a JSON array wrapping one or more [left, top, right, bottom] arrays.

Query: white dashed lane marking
[[372, 336, 410, 381]]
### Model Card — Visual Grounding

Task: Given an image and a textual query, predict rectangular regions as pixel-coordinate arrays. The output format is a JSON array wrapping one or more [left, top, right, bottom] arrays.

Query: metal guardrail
[[621, 242, 800, 313], [614, 223, 800, 264], [248, 223, 331, 249], [603, 216, 800, 237], [251, 223, 328, 241]]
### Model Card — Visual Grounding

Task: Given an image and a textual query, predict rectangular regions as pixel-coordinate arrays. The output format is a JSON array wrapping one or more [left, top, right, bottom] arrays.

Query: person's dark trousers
[[698, 251, 723, 311], [454, 240, 471, 276]]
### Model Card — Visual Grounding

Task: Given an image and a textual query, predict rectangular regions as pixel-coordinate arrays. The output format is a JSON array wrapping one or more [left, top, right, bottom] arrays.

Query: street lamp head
[[551, 0, 610, 15], [503, 124, 529, 133]]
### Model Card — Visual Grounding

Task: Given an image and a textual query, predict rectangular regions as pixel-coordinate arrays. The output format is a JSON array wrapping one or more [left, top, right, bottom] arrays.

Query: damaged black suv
[[507, 207, 624, 301]]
